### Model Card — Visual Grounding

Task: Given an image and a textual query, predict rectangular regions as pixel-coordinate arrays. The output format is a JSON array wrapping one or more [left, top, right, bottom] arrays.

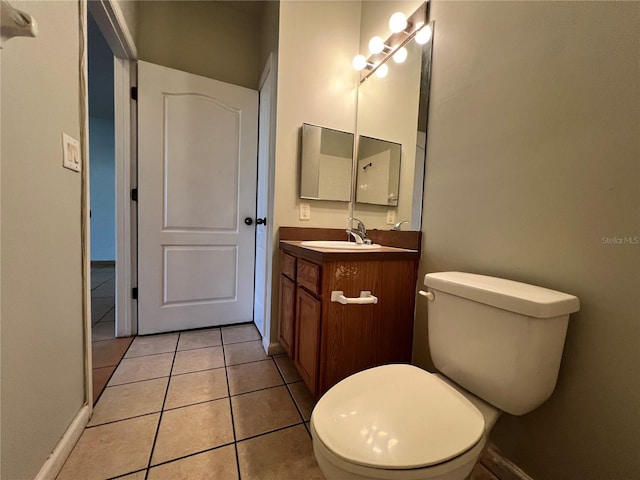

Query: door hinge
[[131, 86, 138, 101], [131, 188, 138, 201], [132, 287, 138, 300]]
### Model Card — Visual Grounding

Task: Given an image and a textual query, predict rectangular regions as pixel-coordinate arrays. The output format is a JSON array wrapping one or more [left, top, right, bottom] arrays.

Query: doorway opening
[[88, 12, 116, 341], [87, 11, 135, 402], [85, 1, 137, 405]]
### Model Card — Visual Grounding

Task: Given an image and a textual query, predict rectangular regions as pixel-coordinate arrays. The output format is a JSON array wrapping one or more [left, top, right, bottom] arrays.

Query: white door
[[137, 61, 258, 335], [253, 63, 273, 336]]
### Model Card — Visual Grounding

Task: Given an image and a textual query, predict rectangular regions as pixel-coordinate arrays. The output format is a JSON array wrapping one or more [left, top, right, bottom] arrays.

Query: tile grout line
[[90, 376, 297, 430], [143, 335, 180, 480], [237, 420, 307, 444], [90, 273, 114, 292], [132, 441, 236, 474], [87, 410, 162, 430], [272, 357, 307, 429], [120, 338, 263, 361], [93, 376, 298, 431], [220, 335, 243, 480], [92, 335, 136, 406], [103, 373, 170, 389], [92, 301, 115, 325], [107, 467, 147, 480], [128, 416, 307, 478]]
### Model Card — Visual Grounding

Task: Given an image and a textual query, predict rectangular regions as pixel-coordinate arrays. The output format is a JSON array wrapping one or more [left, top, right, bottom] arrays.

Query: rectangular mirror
[[300, 123, 354, 202], [355, 135, 401, 206]]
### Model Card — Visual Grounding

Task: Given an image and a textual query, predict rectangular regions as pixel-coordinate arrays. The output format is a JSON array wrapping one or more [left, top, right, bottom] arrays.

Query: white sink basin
[[300, 240, 382, 250]]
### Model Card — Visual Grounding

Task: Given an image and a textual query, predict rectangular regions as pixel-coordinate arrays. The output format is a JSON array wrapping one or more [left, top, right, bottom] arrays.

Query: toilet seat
[[312, 423, 487, 480], [311, 364, 485, 470]]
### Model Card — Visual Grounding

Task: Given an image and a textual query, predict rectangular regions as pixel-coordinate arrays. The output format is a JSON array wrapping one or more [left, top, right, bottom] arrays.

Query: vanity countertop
[[280, 240, 420, 262]]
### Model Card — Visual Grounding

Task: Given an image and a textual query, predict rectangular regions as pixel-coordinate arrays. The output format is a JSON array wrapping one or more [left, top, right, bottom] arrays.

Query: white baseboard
[[265, 339, 285, 356], [481, 444, 534, 480], [34, 404, 90, 480]]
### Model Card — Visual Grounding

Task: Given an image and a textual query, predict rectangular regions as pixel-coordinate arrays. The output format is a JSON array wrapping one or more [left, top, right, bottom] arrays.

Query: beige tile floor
[[58, 324, 323, 480]]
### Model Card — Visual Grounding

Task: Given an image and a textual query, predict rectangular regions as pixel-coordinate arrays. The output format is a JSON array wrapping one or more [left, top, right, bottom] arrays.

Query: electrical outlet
[[386, 210, 396, 225], [62, 133, 81, 172], [299, 203, 311, 221]]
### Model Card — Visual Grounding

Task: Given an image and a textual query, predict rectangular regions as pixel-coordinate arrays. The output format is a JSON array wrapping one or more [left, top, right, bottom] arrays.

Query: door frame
[[84, 0, 137, 408], [257, 53, 280, 355]]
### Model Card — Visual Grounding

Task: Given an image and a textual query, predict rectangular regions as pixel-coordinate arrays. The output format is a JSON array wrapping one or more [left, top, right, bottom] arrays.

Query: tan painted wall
[[1, 1, 85, 478], [269, 0, 361, 345], [259, 1, 280, 75], [273, 1, 360, 231], [414, 1, 640, 478], [137, 1, 262, 89]]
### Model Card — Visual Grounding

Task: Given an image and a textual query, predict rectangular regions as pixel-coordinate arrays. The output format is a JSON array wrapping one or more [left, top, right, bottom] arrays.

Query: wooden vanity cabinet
[[277, 252, 297, 357], [278, 242, 419, 397]]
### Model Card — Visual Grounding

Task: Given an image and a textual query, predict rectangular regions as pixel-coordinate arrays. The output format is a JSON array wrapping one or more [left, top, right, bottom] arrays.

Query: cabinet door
[[278, 275, 296, 357], [294, 287, 321, 395]]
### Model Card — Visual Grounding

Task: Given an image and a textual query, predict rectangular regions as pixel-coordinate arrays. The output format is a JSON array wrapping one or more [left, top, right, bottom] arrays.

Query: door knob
[[244, 217, 253, 225]]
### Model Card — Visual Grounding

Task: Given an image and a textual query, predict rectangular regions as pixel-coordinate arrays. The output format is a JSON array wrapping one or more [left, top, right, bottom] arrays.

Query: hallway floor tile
[[60, 324, 323, 479]]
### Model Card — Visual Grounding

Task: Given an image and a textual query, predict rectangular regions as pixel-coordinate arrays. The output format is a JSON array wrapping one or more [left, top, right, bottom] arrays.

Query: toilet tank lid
[[424, 272, 580, 318]]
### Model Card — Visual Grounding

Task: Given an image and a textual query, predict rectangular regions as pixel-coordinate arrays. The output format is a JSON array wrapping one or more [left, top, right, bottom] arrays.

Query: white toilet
[[310, 272, 580, 480]]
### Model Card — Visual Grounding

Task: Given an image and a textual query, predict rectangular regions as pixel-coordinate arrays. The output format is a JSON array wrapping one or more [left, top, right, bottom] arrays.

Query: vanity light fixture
[[368, 36, 387, 55], [388, 12, 408, 34], [353, 1, 429, 82], [415, 24, 433, 45], [392, 47, 408, 64], [375, 63, 389, 78], [352, 54, 368, 71]]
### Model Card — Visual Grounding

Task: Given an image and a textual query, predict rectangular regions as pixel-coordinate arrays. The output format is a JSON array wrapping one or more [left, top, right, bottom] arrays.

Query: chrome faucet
[[392, 220, 409, 231], [347, 217, 372, 244]]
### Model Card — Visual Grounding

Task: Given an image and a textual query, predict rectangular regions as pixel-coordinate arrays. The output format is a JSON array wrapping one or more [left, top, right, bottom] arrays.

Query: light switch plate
[[386, 209, 396, 225], [62, 133, 81, 172], [299, 203, 311, 221]]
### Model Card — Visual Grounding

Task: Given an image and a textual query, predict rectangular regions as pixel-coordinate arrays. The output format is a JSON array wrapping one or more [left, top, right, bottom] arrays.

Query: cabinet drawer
[[281, 252, 296, 280], [297, 259, 321, 295]]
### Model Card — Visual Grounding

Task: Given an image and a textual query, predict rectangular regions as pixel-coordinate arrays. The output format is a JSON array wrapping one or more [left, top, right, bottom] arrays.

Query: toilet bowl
[[310, 364, 499, 480], [310, 272, 579, 480]]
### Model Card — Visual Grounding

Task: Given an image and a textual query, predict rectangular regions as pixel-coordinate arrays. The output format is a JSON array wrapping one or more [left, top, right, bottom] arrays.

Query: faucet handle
[[348, 217, 366, 233], [392, 220, 409, 231], [347, 229, 365, 244]]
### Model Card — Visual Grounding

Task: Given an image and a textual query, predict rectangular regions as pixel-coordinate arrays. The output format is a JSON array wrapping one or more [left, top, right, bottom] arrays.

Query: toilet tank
[[424, 272, 579, 416]]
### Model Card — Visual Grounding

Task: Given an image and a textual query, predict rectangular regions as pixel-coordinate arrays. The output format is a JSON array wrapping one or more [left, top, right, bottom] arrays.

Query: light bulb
[[368, 36, 385, 55], [375, 63, 389, 78], [392, 47, 407, 63], [352, 54, 367, 71], [388, 12, 407, 33], [415, 25, 432, 45]]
